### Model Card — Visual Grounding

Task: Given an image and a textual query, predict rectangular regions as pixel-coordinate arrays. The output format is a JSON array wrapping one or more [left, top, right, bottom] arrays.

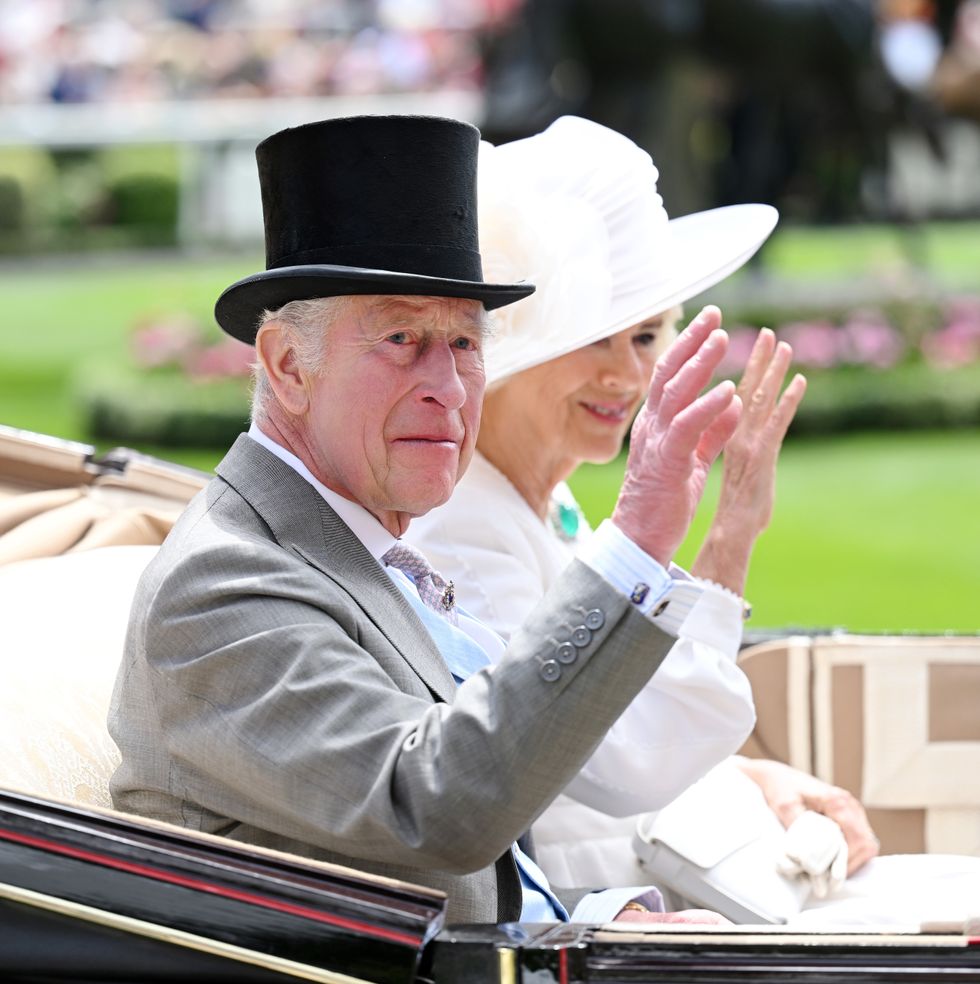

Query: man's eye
[[452, 336, 477, 351], [387, 331, 410, 345]]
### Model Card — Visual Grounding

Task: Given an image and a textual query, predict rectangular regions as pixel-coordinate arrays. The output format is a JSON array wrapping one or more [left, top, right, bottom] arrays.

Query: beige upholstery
[[739, 634, 980, 858], [0, 425, 206, 563], [0, 546, 157, 807], [0, 428, 205, 809]]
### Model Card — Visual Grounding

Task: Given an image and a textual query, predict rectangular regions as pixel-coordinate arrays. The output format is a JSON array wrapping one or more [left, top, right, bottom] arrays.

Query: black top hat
[[214, 115, 535, 343]]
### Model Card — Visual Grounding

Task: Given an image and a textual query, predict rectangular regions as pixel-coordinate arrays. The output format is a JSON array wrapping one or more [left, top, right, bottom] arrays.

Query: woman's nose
[[599, 342, 645, 391]]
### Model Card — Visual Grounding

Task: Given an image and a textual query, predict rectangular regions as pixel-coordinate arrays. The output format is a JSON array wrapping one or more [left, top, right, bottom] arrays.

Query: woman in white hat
[[409, 116, 980, 926], [407, 112, 817, 882]]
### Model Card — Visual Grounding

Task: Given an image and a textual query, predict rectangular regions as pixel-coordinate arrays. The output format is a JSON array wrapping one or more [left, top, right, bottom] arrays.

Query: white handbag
[[632, 761, 812, 924]]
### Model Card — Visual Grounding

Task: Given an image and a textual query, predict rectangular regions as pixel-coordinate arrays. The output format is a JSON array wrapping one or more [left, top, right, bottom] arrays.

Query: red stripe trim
[[559, 946, 569, 984], [0, 827, 422, 948]]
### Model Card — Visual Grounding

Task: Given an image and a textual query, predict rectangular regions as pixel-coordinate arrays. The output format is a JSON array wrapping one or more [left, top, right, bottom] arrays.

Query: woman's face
[[496, 315, 672, 467]]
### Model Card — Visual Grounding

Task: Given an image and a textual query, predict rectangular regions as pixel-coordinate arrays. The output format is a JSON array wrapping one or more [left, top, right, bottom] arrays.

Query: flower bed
[[719, 295, 980, 434], [76, 296, 980, 448]]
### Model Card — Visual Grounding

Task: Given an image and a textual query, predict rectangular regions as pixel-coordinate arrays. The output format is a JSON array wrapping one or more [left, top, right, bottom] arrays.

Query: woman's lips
[[579, 401, 630, 423]]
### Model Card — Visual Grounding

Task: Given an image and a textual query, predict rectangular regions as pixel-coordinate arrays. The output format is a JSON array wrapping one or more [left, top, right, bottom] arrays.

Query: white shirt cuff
[[578, 520, 704, 636], [570, 886, 665, 923]]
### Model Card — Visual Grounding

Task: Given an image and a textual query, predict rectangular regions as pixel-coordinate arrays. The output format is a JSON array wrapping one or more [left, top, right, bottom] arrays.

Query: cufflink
[[630, 583, 650, 605], [652, 599, 670, 617]]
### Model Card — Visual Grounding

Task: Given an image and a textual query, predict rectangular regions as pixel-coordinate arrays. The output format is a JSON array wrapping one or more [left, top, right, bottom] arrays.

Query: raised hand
[[612, 306, 741, 568], [693, 328, 807, 596]]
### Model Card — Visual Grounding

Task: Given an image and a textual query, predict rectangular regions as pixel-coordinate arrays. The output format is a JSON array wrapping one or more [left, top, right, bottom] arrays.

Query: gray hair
[[250, 296, 351, 421]]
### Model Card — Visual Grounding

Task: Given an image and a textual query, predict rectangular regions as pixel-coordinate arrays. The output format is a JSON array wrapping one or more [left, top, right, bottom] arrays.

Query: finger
[[697, 394, 742, 465], [774, 798, 807, 830], [736, 328, 776, 400], [846, 834, 880, 875], [745, 340, 794, 421], [830, 843, 849, 888], [659, 380, 737, 462], [647, 306, 722, 407], [811, 869, 831, 899], [768, 373, 807, 441], [658, 328, 730, 420]]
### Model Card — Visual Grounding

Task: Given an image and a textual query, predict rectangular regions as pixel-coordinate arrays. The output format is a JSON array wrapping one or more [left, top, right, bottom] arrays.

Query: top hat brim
[[216, 266, 535, 344]]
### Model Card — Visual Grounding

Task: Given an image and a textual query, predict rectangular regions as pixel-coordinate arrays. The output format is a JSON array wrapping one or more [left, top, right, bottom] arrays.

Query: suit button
[[571, 625, 591, 648], [540, 660, 561, 682], [556, 641, 577, 664], [584, 608, 605, 630]]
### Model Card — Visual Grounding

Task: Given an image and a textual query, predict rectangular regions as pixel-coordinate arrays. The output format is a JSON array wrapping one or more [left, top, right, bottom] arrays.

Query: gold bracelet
[[619, 901, 649, 914]]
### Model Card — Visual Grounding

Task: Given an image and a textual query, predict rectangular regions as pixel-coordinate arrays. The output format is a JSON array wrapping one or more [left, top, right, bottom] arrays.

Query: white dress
[[408, 451, 980, 926]]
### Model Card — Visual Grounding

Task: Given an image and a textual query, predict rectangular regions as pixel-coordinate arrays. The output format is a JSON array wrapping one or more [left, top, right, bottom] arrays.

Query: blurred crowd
[[480, 0, 980, 218], [1, 0, 977, 224], [0, 0, 517, 103]]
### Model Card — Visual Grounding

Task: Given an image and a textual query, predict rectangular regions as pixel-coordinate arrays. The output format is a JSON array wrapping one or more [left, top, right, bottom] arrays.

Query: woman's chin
[[579, 438, 628, 467]]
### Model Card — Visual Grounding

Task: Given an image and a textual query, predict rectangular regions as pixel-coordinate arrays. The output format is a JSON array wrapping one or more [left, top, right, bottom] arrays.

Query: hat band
[[269, 242, 485, 283]]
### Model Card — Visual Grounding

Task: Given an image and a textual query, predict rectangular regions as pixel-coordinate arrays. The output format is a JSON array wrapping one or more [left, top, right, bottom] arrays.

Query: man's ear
[[256, 322, 310, 416]]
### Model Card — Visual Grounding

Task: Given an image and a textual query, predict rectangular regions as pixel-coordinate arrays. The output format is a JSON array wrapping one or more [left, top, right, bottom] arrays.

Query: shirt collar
[[247, 422, 397, 562]]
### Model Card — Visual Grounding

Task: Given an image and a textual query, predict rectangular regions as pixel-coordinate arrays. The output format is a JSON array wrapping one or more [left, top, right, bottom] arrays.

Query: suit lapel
[[216, 435, 457, 704]]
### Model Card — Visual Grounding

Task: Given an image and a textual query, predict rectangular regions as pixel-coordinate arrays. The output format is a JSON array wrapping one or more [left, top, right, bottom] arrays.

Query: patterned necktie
[[382, 541, 458, 626]]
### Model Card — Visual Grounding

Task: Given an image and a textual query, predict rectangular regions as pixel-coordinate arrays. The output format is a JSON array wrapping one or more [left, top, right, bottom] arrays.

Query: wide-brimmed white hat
[[478, 116, 778, 382]]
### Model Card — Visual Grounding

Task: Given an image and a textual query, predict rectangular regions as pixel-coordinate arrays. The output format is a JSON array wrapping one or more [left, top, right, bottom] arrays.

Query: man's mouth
[[394, 435, 460, 447]]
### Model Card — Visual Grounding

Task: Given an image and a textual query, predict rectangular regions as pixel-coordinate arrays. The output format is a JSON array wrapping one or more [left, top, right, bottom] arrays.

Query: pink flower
[[841, 310, 905, 368], [715, 326, 759, 377], [778, 321, 844, 369], [131, 315, 199, 368], [921, 322, 980, 368], [184, 338, 255, 379]]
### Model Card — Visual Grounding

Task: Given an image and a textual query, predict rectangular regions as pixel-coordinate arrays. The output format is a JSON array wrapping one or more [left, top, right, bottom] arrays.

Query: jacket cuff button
[[584, 608, 605, 630], [555, 642, 577, 664], [539, 659, 561, 682]]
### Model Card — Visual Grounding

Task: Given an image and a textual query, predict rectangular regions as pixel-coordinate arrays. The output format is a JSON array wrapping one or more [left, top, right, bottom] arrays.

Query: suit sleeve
[[411, 491, 756, 818], [132, 538, 676, 875]]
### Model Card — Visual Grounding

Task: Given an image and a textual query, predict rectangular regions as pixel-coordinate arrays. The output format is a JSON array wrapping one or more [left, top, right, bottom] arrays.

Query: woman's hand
[[735, 756, 880, 876], [613, 306, 742, 568], [692, 328, 806, 596]]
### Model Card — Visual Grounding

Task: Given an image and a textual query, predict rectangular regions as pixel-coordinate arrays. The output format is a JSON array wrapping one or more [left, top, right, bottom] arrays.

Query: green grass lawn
[[2, 246, 978, 632], [569, 430, 980, 634]]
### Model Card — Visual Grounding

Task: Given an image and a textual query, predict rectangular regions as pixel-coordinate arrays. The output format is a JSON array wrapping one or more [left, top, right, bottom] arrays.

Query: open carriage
[[1, 424, 978, 982]]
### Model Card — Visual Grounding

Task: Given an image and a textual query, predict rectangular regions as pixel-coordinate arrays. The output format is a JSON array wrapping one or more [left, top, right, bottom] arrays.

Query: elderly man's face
[[303, 295, 486, 532]]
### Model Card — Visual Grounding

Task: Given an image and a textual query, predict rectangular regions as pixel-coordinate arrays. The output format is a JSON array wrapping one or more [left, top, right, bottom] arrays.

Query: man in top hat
[[109, 115, 752, 924]]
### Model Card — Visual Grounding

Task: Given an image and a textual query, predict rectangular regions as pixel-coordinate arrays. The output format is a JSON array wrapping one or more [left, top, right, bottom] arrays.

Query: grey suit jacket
[[109, 435, 675, 922]]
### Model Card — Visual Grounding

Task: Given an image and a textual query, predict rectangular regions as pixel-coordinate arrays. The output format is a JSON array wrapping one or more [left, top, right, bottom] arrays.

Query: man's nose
[[418, 341, 468, 409]]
